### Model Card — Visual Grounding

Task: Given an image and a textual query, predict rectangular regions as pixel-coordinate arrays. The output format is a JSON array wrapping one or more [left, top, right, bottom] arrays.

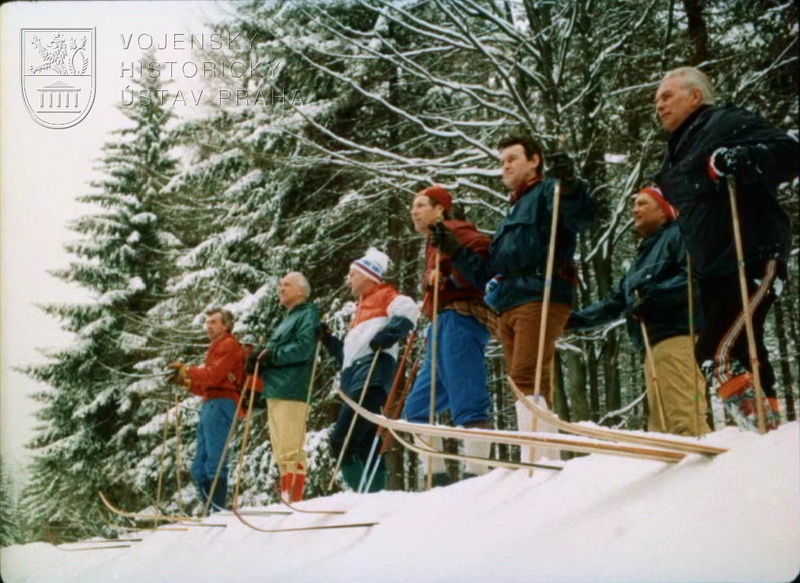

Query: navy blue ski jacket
[[657, 104, 798, 279], [567, 221, 701, 352], [451, 177, 597, 313]]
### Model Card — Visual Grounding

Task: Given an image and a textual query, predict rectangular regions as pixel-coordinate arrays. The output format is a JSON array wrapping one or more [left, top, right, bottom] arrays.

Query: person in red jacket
[[403, 185, 497, 485], [169, 308, 244, 512]]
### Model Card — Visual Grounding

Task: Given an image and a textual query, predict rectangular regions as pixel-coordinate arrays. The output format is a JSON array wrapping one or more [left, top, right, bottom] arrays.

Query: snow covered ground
[[2, 423, 799, 583]]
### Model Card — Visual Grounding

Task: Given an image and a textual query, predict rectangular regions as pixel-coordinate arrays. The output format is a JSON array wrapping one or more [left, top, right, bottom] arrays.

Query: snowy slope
[[2, 423, 799, 583]]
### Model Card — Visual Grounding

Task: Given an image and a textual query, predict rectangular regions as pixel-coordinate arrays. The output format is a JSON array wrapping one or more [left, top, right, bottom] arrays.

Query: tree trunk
[[564, 349, 591, 422], [773, 298, 797, 421], [682, 0, 710, 66]]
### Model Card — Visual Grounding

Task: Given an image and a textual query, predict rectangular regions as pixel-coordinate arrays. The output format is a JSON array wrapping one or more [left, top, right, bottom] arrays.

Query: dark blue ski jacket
[[567, 221, 701, 352], [657, 104, 798, 279], [451, 177, 597, 313]]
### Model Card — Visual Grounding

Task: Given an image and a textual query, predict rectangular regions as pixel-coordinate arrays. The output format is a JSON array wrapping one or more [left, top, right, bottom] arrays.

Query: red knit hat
[[420, 185, 453, 214], [638, 186, 678, 221]]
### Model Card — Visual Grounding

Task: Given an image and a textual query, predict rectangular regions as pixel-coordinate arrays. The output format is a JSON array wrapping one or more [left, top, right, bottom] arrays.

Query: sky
[[1, 422, 798, 582], [0, 0, 234, 481]]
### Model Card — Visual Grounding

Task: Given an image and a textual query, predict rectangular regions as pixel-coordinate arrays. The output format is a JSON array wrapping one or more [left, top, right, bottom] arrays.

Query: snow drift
[[2, 423, 798, 583]]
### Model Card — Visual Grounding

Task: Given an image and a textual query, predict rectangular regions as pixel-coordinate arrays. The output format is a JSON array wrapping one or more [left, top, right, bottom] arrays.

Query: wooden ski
[[336, 387, 685, 463], [507, 376, 727, 456], [98, 491, 203, 523], [55, 543, 132, 552], [277, 495, 345, 515], [388, 427, 564, 472], [230, 502, 377, 533]]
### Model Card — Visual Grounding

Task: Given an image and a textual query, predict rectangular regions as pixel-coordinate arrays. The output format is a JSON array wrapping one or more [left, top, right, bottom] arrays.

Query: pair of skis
[[337, 379, 725, 467], [100, 487, 377, 534]]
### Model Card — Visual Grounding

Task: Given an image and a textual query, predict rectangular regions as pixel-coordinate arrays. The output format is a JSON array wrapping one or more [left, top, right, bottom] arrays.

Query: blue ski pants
[[191, 397, 236, 510], [403, 310, 490, 427]]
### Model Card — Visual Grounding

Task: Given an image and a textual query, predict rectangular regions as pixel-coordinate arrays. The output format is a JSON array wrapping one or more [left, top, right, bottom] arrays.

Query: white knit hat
[[351, 247, 389, 283]]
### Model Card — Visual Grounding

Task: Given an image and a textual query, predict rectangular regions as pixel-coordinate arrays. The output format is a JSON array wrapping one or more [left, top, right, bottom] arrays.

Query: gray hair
[[285, 271, 311, 300], [206, 307, 234, 331], [663, 67, 715, 105]]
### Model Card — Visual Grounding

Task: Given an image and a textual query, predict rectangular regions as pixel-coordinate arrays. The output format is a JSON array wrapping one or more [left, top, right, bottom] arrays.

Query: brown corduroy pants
[[498, 301, 571, 408]]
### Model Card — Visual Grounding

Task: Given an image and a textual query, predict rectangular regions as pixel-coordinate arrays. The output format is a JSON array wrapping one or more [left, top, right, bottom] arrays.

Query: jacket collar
[[667, 104, 712, 158], [509, 176, 542, 207]]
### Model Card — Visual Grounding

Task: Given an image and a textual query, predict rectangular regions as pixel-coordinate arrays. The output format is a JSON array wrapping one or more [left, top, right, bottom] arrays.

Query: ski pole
[[155, 395, 172, 509], [363, 352, 421, 493], [426, 245, 442, 491], [686, 253, 704, 435], [285, 338, 323, 504], [205, 360, 257, 516], [726, 176, 766, 434], [173, 391, 185, 514], [358, 329, 418, 493], [533, 180, 560, 404], [526, 172, 564, 466], [327, 350, 381, 492], [378, 347, 422, 456], [636, 291, 668, 432], [230, 366, 261, 510]]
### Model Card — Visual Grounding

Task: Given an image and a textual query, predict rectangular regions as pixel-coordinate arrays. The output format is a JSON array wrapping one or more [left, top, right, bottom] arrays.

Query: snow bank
[[2, 423, 798, 583]]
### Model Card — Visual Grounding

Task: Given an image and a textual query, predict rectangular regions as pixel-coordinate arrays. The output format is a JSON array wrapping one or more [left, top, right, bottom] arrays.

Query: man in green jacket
[[248, 272, 320, 502]]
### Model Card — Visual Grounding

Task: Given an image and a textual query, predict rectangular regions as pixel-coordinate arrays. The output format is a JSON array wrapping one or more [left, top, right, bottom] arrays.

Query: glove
[[166, 361, 189, 386], [710, 146, 746, 178], [369, 332, 395, 352], [546, 152, 577, 196], [430, 222, 461, 256], [316, 322, 332, 341], [241, 389, 264, 412], [246, 346, 269, 374]]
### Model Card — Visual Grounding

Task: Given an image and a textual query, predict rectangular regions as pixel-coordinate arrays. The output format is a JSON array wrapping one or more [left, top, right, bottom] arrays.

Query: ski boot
[[718, 373, 780, 432]]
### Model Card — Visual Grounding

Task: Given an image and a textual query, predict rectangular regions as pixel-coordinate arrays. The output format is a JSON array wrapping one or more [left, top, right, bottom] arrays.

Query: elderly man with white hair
[[654, 66, 798, 431], [247, 271, 320, 503]]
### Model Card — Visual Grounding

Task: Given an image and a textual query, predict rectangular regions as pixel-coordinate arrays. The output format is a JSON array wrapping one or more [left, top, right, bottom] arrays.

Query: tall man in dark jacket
[[433, 135, 597, 461], [567, 187, 710, 436], [654, 66, 798, 431]]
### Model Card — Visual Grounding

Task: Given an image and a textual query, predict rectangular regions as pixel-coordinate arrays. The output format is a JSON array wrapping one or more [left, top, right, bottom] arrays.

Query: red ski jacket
[[186, 332, 244, 403]]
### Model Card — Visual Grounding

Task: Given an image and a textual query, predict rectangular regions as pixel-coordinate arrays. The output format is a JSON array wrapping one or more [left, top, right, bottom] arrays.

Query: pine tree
[[21, 56, 181, 540], [1, 458, 24, 546]]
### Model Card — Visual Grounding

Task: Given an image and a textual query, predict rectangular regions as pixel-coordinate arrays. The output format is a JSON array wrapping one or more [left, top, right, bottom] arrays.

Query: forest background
[[1, 0, 797, 544]]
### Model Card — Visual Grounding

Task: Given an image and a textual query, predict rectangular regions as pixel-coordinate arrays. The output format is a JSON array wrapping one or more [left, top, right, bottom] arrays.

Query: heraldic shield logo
[[21, 28, 96, 129]]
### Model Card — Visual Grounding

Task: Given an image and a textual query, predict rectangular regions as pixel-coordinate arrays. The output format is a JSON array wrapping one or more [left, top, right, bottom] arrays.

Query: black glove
[[246, 346, 269, 374], [430, 222, 461, 256], [369, 316, 414, 351], [316, 322, 332, 341], [711, 146, 747, 177], [369, 333, 394, 352], [241, 389, 264, 411], [547, 152, 578, 196]]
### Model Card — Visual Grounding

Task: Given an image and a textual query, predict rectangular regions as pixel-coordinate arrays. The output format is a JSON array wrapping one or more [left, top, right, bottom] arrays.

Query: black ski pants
[[695, 259, 784, 398]]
